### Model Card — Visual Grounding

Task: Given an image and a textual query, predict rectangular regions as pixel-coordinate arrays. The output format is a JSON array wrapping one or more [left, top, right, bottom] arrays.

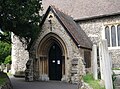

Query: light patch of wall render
[[31, 11, 85, 82], [11, 33, 29, 76], [78, 15, 120, 65]]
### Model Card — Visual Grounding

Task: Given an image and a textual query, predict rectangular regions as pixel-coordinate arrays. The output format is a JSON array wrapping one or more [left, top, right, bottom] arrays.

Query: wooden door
[[49, 43, 62, 80]]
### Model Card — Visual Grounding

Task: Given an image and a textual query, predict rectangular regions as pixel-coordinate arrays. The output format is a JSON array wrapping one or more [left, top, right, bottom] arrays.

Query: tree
[[0, 41, 11, 64], [0, 0, 43, 50], [0, 31, 11, 44]]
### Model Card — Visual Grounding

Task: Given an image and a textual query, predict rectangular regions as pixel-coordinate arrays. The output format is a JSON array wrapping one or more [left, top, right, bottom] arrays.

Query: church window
[[117, 25, 120, 46], [105, 26, 110, 47], [104, 24, 120, 48], [111, 26, 116, 47]]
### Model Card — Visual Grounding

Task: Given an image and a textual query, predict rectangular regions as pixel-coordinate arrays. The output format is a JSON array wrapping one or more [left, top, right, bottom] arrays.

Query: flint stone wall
[[29, 11, 86, 82], [78, 15, 120, 65], [11, 33, 29, 76]]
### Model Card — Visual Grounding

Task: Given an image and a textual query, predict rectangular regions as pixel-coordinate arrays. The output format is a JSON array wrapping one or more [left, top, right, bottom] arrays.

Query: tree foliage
[[0, 31, 11, 44], [0, 0, 43, 50], [0, 41, 11, 64], [4, 55, 11, 64]]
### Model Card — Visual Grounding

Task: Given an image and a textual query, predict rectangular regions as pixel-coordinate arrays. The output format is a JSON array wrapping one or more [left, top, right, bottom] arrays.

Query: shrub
[[4, 55, 11, 64]]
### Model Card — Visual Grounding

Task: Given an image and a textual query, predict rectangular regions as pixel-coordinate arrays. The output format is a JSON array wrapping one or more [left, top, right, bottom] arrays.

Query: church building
[[11, 0, 120, 83]]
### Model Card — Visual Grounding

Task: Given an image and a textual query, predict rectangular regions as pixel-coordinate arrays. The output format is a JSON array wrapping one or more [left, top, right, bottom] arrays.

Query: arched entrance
[[37, 33, 67, 81], [49, 43, 62, 80]]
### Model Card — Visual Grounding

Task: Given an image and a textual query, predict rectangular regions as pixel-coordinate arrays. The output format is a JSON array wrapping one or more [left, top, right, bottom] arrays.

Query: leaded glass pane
[[111, 26, 116, 47], [105, 26, 110, 47], [117, 25, 120, 46]]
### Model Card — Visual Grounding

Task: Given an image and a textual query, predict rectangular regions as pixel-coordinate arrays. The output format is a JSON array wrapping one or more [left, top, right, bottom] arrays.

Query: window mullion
[[109, 25, 112, 47], [115, 25, 118, 47]]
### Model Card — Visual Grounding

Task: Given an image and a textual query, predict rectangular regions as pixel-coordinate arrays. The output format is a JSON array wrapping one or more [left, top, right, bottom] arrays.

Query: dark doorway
[[49, 43, 62, 80]]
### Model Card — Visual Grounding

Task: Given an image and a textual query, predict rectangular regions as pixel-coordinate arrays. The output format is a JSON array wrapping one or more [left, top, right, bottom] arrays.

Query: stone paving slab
[[10, 76, 78, 89]]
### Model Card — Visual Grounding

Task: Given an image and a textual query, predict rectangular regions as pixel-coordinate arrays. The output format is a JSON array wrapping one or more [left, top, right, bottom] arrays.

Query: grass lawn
[[0, 72, 7, 86], [83, 73, 105, 89], [112, 68, 120, 70], [0, 77, 6, 85]]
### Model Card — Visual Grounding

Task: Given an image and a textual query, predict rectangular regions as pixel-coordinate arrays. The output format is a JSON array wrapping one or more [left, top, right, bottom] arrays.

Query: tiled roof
[[43, 0, 120, 20], [40, 6, 93, 49]]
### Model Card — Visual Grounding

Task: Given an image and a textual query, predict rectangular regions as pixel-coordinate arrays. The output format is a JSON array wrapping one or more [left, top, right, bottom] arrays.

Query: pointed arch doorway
[[49, 43, 62, 80], [37, 33, 66, 81]]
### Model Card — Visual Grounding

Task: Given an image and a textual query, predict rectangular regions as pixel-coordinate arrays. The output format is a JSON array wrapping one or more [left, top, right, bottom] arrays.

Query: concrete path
[[114, 75, 120, 89], [10, 76, 78, 89]]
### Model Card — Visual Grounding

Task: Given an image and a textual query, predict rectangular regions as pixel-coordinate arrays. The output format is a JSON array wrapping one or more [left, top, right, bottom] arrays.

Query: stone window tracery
[[104, 24, 120, 48]]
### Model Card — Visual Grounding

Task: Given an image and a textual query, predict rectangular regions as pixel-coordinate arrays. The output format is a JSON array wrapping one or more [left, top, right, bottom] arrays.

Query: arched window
[[117, 25, 120, 46], [105, 26, 110, 47], [111, 26, 116, 47], [104, 24, 120, 47]]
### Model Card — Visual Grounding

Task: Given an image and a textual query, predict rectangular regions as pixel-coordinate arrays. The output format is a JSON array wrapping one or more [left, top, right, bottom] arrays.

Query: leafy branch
[[0, 0, 43, 50]]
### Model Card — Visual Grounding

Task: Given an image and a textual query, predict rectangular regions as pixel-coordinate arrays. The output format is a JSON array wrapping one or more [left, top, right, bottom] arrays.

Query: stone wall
[[28, 11, 86, 82], [11, 33, 29, 76], [78, 15, 120, 65]]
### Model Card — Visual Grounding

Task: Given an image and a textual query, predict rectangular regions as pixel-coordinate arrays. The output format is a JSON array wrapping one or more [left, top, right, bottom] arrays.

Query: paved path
[[10, 76, 78, 89], [114, 75, 120, 89]]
